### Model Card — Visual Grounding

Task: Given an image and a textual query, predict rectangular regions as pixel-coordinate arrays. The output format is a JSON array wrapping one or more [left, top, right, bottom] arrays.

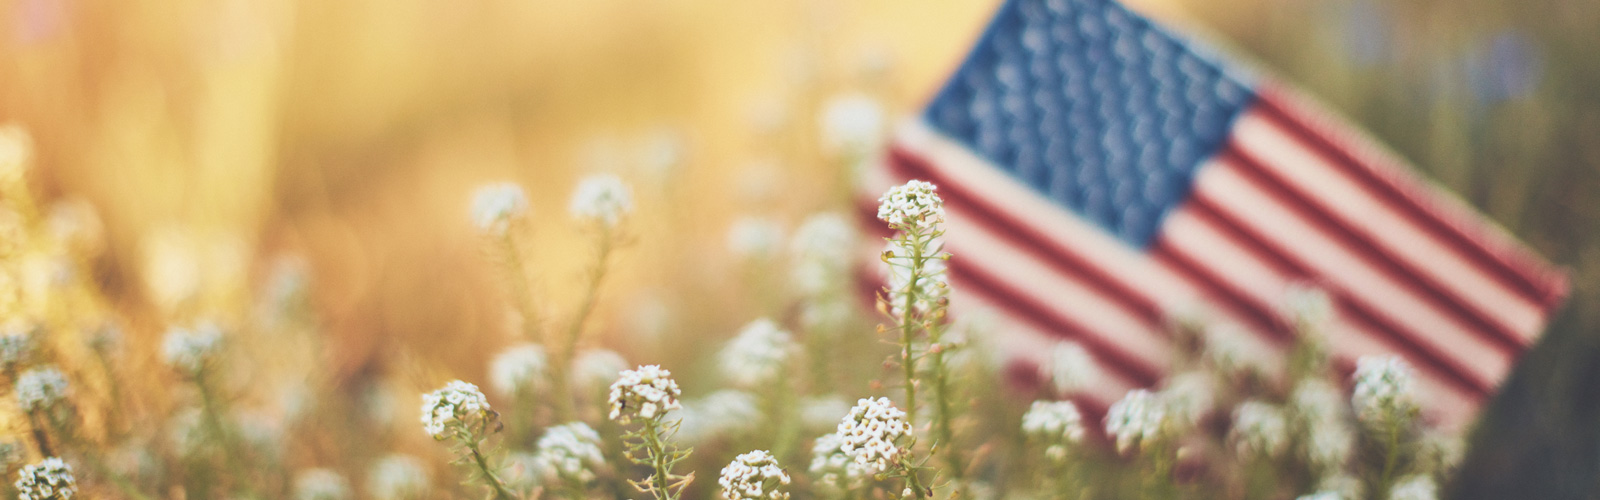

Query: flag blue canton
[[924, 0, 1257, 247]]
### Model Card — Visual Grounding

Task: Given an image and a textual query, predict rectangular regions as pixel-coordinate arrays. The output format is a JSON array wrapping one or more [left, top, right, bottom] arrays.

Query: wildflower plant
[[421, 380, 517, 500], [1351, 355, 1422, 497], [609, 365, 693, 500], [874, 180, 960, 488], [547, 174, 634, 421]]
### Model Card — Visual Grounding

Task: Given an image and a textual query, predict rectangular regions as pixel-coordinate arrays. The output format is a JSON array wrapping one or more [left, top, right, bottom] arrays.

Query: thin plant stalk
[[551, 225, 616, 422]]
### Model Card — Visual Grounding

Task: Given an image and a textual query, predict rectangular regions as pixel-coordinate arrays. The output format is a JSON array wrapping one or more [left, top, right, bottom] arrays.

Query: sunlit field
[[0, 0, 1595, 498]]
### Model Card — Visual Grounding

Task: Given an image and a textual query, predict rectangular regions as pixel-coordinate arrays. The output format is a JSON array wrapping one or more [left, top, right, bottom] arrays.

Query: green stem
[[897, 230, 925, 428], [500, 233, 542, 342], [929, 341, 962, 483], [552, 226, 615, 422], [467, 439, 518, 500], [1379, 419, 1401, 497], [644, 420, 678, 500], [195, 372, 247, 482]]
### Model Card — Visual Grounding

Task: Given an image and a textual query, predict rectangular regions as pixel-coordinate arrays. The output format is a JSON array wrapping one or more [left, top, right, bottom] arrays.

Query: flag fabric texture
[[864, 0, 1568, 429]]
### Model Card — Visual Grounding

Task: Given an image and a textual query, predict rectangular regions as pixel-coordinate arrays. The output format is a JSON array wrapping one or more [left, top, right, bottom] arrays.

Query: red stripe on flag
[[1218, 143, 1525, 354], [1182, 193, 1491, 399], [1255, 87, 1567, 311], [1147, 237, 1291, 343]]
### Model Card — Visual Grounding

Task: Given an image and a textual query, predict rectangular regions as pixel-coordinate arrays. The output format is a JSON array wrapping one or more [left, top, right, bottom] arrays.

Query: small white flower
[[726, 217, 785, 261], [489, 343, 548, 397], [834, 397, 913, 473], [531, 422, 606, 487], [294, 468, 352, 500], [1351, 355, 1419, 426], [819, 93, 885, 156], [1317, 474, 1365, 499], [1022, 400, 1085, 460], [1230, 400, 1289, 459], [367, 454, 430, 500], [720, 318, 797, 387], [1295, 492, 1344, 500], [470, 182, 530, 236], [607, 365, 682, 424], [162, 323, 224, 375], [718, 450, 791, 500], [419, 380, 491, 438], [1104, 389, 1171, 455], [876, 180, 945, 231], [808, 432, 869, 490], [1387, 475, 1438, 500], [1204, 324, 1275, 377], [1291, 379, 1347, 423], [15, 367, 69, 412], [0, 327, 33, 372], [790, 213, 858, 266], [1159, 371, 1216, 428], [1283, 284, 1334, 330], [679, 390, 762, 443], [1418, 430, 1466, 475], [572, 349, 628, 393], [568, 174, 633, 227], [14, 457, 74, 500], [1047, 341, 1098, 394], [1305, 419, 1356, 472]]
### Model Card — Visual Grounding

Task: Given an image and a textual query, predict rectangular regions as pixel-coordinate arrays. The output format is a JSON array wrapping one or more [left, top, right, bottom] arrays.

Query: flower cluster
[[1204, 325, 1275, 377], [294, 468, 353, 500], [1350, 355, 1419, 426], [1387, 475, 1438, 500], [15, 367, 69, 412], [1230, 400, 1289, 459], [15, 457, 75, 500], [789, 213, 858, 295], [1021, 400, 1086, 460], [679, 390, 762, 443], [489, 343, 548, 397], [161, 323, 224, 375], [834, 397, 914, 473], [1104, 389, 1172, 455], [470, 182, 530, 236], [572, 349, 628, 393], [0, 327, 32, 372], [876, 180, 944, 231], [531, 422, 606, 486], [808, 432, 870, 489], [719, 318, 796, 387], [819, 93, 885, 156], [366, 454, 431, 500], [726, 217, 785, 261], [1158, 371, 1215, 429], [1292, 379, 1355, 471], [607, 365, 682, 424], [420, 380, 492, 438], [1047, 341, 1097, 394], [718, 450, 791, 500], [568, 174, 633, 228]]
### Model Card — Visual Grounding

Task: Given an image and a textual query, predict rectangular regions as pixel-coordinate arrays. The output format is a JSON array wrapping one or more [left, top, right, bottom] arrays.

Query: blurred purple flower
[[1466, 31, 1543, 103], [15, 0, 66, 44]]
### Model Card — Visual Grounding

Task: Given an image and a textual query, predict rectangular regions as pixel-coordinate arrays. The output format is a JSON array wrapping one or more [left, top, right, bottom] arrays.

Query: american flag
[[861, 0, 1568, 429]]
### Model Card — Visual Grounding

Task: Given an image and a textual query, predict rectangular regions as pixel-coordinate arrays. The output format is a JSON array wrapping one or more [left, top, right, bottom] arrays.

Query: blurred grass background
[[0, 0, 1594, 495]]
